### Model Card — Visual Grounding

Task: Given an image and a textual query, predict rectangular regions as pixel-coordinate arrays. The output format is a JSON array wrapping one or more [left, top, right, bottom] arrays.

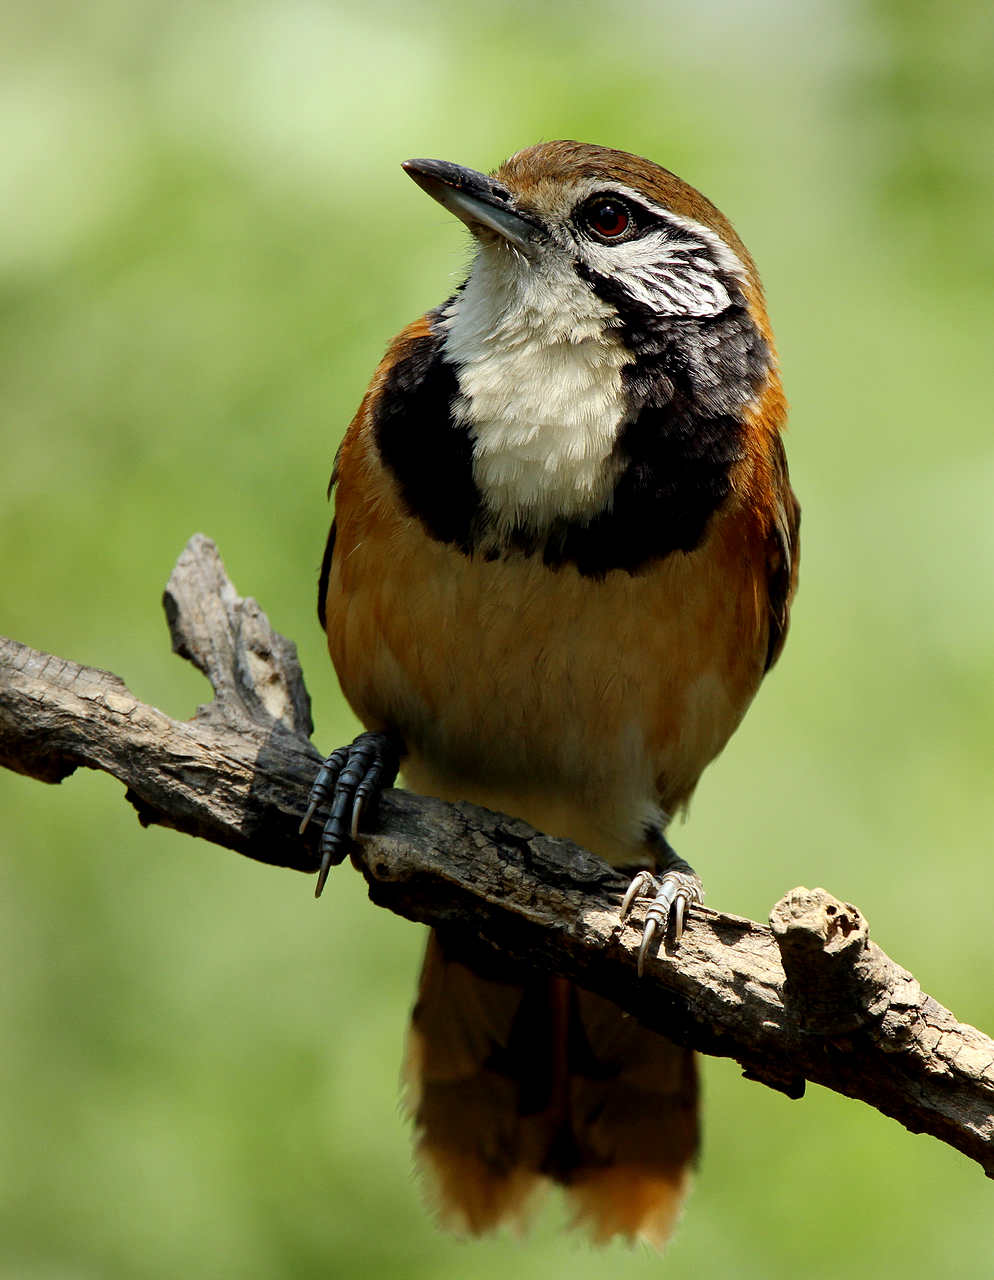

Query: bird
[[300, 140, 799, 1247]]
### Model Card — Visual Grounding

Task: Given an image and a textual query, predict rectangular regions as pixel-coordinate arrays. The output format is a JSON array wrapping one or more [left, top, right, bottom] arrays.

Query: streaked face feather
[[441, 165, 751, 533]]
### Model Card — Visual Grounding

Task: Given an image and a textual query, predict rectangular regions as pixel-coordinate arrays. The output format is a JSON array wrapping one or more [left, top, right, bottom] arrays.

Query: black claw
[[303, 732, 401, 897], [350, 760, 384, 837], [299, 745, 349, 835], [314, 849, 335, 899]]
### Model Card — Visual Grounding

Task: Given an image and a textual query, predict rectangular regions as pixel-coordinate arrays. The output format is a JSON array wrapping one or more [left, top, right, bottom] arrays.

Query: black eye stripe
[[573, 197, 727, 279], [575, 193, 698, 246]]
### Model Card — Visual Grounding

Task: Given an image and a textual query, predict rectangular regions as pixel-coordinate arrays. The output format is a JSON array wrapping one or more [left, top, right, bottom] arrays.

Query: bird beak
[[402, 158, 545, 252]]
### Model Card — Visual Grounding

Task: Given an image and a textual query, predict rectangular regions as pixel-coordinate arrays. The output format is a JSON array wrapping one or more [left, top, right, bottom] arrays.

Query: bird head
[[402, 141, 764, 329], [396, 141, 782, 558]]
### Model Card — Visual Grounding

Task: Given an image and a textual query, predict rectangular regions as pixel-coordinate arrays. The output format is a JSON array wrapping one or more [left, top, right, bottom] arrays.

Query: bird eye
[[581, 196, 634, 241]]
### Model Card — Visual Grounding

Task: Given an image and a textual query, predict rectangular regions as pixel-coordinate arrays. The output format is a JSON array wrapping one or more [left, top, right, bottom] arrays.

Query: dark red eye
[[582, 197, 632, 240]]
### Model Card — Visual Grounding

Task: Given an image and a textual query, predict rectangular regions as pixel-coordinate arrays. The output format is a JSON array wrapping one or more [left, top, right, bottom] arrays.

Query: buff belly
[[325, 492, 768, 866]]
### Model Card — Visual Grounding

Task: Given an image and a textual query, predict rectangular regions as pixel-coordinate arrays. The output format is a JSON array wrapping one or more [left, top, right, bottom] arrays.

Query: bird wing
[[763, 432, 800, 672]]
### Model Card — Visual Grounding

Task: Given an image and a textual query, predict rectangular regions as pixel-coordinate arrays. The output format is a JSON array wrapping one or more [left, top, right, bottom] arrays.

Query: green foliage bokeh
[[2, 1, 993, 1275]]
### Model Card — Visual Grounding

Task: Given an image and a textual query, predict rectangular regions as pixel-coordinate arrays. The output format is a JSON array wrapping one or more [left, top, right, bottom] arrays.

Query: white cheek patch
[[583, 230, 733, 318], [570, 178, 747, 319], [608, 187, 749, 283], [629, 264, 732, 317], [442, 247, 629, 532]]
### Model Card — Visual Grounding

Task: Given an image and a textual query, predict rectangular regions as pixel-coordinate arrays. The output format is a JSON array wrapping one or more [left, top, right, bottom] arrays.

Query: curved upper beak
[[402, 158, 545, 252]]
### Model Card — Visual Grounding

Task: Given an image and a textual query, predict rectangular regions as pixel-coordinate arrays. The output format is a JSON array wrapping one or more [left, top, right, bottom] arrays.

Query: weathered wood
[[1, 534, 992, 1175]]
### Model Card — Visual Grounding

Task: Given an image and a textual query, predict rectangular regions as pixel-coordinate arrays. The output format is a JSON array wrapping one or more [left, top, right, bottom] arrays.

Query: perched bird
[[302, 141, 799, 1247]]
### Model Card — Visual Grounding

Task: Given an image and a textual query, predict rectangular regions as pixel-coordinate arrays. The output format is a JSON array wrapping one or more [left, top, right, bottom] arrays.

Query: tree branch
[[2, 534, 992, 1175]]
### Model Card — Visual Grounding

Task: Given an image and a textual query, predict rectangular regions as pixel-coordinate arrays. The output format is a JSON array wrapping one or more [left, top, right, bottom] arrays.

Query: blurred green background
[[2, 0, 993, 1275]]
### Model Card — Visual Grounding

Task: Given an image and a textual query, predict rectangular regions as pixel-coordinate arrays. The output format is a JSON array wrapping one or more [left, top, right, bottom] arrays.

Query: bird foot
[[621, 860, 704, 976], [300, 731, 401, 897]]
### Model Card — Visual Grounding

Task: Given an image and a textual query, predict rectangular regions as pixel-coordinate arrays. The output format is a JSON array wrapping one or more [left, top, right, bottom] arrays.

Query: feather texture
[[317, 141, 798, 1246]]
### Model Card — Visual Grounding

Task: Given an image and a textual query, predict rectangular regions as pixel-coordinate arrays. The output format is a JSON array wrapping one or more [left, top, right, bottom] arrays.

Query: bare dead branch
[[1, 534, 992, 1175]]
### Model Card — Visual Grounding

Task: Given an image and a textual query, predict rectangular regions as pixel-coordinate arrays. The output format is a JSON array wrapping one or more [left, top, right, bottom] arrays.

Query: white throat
[[441, 245, 629, 533]]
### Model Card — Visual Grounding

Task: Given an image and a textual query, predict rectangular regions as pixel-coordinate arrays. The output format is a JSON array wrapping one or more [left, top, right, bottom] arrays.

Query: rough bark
[[1, 534, 992, 1175]]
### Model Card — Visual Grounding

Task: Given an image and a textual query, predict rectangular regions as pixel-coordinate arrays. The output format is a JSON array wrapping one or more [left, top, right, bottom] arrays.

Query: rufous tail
[[404, 929, 698, 1246]]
